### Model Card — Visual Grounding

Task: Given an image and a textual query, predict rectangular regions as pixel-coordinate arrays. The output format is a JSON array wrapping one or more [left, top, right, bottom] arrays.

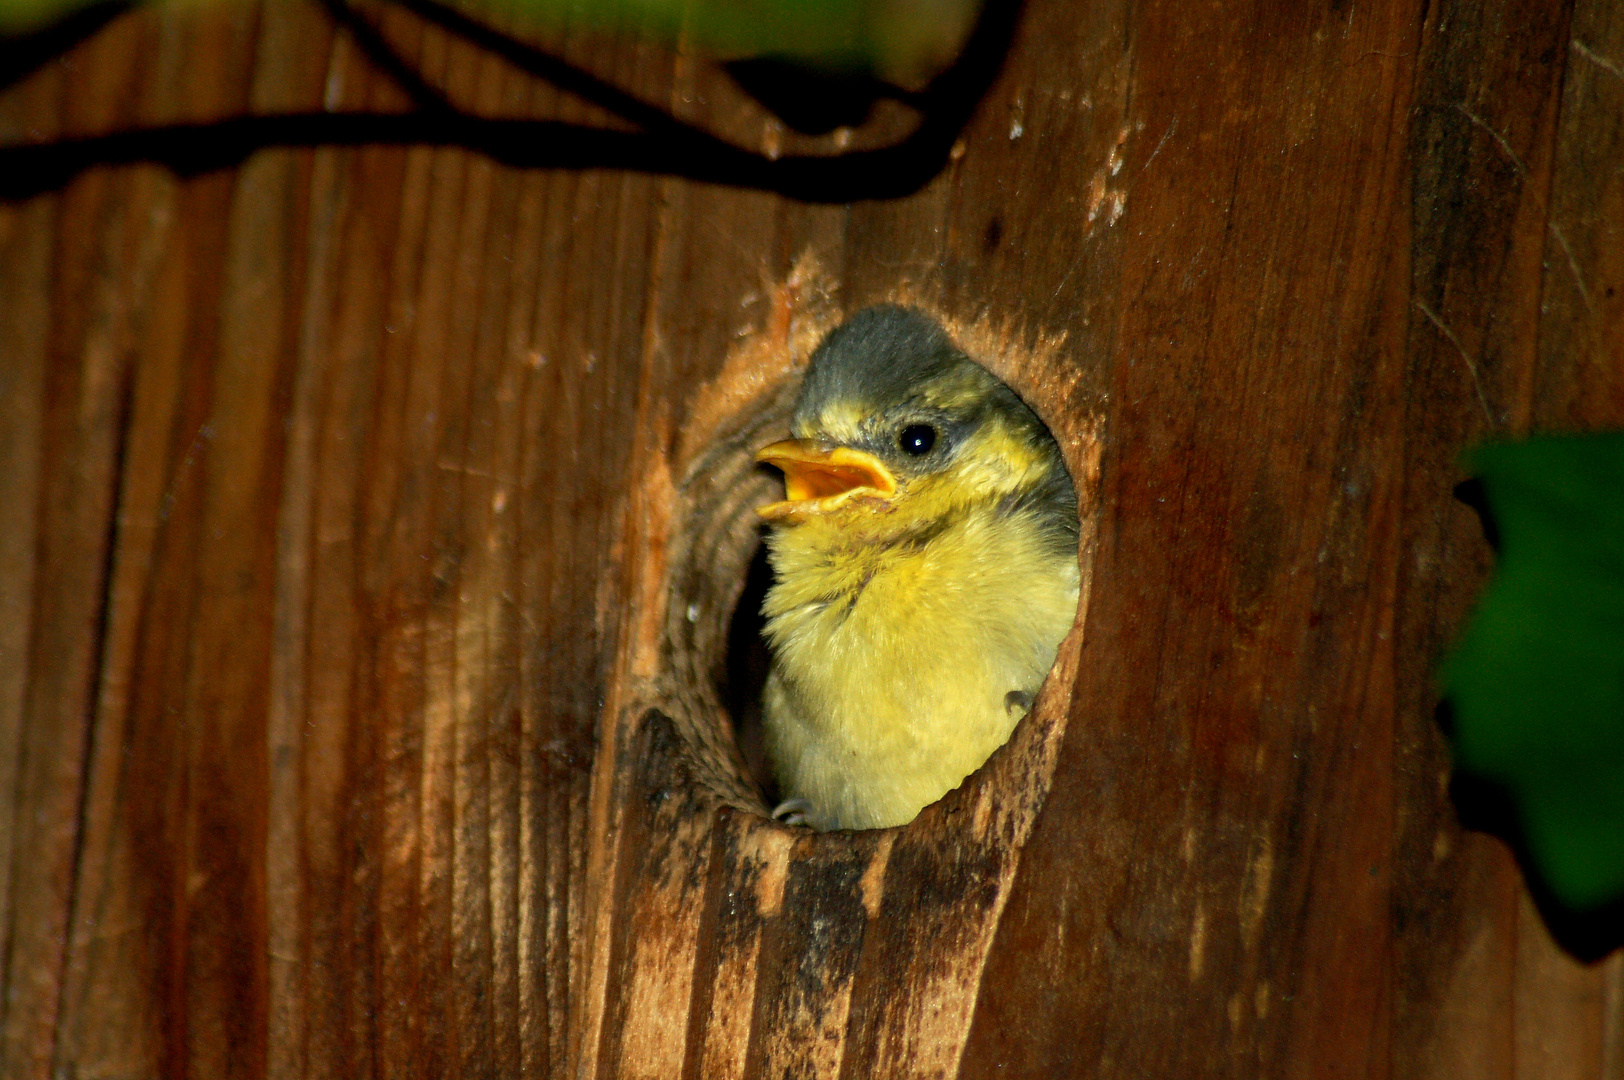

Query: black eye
[[898, 424, 937, 456]]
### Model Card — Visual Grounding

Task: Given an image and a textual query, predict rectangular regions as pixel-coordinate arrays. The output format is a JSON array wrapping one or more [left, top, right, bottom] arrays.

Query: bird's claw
[[771, 797, 813, 827], [1005, 690, 1034, 717]]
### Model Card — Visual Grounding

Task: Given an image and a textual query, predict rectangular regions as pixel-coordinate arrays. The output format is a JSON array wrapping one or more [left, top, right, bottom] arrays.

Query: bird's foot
[[771, 798, 813, 827], [1005, 690, 1034, 718]]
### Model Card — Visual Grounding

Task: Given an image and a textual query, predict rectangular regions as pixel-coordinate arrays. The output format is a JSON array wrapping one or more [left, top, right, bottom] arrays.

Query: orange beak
[[755, 439, 897, 520]]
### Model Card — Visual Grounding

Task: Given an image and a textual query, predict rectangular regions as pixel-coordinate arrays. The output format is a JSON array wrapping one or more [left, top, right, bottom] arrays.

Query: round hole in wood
[[652, 379, 801, 817], [636, 282, 1099, 836]]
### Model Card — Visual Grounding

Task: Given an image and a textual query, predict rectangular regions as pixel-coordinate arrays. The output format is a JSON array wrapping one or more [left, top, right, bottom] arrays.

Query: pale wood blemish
[[1190, 901, 1208, 980]]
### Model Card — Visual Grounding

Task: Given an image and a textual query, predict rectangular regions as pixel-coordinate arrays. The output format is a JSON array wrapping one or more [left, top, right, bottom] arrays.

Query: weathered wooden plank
[[46, 164, 186, 1080], [0, 152, 189, 1077], [1539, 0, 1624, 426], [1513, 0, 1624, 1072], [1393, 0, 1595, 1075], [960, 0, 1425, 1073], [2, 0, 1622, 1076], [0, 188, 53, 1080], [1397, 0, 1624, 1067]]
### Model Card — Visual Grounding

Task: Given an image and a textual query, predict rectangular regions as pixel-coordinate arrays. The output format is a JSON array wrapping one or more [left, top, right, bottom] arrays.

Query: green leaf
[[1442, 432, 1624, 913]]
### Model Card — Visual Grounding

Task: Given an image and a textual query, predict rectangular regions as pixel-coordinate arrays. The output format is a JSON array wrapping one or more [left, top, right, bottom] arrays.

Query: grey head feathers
[[795, 305, 975, 420], [792, 304, 1079, 550]]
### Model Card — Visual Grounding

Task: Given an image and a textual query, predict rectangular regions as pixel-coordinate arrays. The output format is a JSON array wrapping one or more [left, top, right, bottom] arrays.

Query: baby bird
[[755, 304, 1079, 831]]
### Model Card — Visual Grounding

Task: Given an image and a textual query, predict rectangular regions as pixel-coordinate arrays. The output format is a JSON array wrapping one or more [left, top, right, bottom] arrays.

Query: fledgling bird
[[755, 304, 1079, 831]]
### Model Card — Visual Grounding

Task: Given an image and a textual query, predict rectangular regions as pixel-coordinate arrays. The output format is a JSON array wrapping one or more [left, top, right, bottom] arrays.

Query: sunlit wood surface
[[2, 0, 1623, 1076]]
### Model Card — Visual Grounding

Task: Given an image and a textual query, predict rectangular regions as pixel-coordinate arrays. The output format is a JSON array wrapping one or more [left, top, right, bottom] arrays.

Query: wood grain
[[1, 0, 1622, 1077]]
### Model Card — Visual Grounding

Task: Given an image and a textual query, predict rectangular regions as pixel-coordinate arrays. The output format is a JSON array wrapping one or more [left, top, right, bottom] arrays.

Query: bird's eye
[[898, 424, 937, 456]]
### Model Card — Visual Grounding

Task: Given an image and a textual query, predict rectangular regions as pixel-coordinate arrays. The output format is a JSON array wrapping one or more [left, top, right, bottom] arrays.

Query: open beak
[[755, 439, 897, 520]]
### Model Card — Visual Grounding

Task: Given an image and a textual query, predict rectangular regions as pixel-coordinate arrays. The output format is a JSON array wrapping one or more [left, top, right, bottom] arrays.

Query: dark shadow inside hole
[[721, 539, 781, 807]]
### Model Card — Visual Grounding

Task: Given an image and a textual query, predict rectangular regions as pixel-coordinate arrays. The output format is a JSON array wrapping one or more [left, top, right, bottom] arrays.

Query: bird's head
[[756, 305, 1077, 545]]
